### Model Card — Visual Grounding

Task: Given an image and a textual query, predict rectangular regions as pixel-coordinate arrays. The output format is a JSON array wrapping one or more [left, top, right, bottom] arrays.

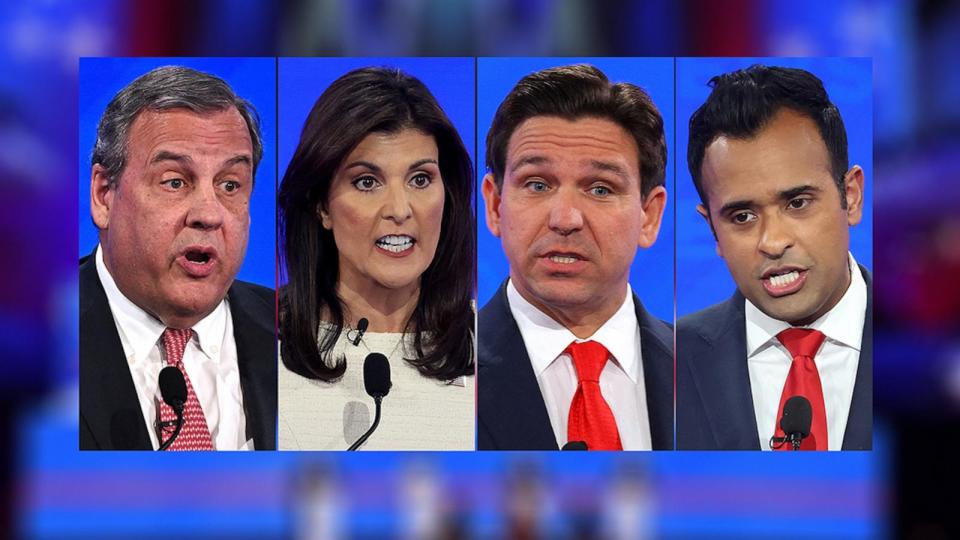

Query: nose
[[757, 212, 794, 258], [547, 188, 584, 236], [185, 183, 225, 230], [382, 182, 413, 224]]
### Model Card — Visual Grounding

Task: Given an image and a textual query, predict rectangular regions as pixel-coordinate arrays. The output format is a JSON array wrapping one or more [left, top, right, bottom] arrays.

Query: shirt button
[[211, 345, 219, 354], [127, 354, 135, 364]]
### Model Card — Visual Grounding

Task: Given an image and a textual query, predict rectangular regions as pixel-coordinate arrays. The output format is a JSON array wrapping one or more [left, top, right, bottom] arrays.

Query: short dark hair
[[485, 64, 666, 198], [92, 65, 263, 185], [687, 65, 849, 210], [278, 67, 475, 383]]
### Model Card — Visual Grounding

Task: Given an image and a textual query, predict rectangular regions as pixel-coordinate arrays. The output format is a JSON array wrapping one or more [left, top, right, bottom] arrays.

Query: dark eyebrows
[[778, 184, 820, 200], [716, 185, 823, 216], [408, 158, 438, 171]]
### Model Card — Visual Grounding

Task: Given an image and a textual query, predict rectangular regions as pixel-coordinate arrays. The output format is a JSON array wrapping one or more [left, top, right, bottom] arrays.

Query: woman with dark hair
[[277, 66, 476, 450]]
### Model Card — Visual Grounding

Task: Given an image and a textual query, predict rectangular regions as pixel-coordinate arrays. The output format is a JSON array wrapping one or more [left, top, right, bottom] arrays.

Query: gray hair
[[92, 65, 263, 184]]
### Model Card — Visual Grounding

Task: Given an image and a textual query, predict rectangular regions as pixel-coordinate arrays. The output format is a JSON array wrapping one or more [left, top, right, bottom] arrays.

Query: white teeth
[[549, 255, 578, 264], [768, 270, 800, 287], [376, 235, 414, 253]]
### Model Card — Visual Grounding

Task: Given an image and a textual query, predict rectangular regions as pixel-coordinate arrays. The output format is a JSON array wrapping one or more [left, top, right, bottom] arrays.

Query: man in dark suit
[[80, 66, 276, 450], [478, 64, 674, 450], [678, 65, 871, 450]]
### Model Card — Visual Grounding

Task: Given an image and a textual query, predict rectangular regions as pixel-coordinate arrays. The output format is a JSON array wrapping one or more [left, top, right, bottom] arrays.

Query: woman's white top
[[279, 328, 475, 450]]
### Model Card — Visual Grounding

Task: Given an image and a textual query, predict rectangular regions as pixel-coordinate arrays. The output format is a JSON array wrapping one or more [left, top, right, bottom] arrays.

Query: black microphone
[[347, 353, 391, 450], [157, 366, 187, 451], [350, 318, 369, 346], [769, 396, 813, 451], [562, 440, 588, 451]]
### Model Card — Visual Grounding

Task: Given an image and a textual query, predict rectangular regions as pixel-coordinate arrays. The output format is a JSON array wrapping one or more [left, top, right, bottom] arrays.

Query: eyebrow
[[588, 159, 629, 179], [150, 151, 251, 168], [717, 184, 822, 216], [343, 158, 438, 173], [509, 155, 550, 174]]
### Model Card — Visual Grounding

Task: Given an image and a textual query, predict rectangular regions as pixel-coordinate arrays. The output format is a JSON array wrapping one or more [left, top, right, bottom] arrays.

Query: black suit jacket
[[79, 252, 277, 450], [676, 265, 872, 450], [477, 281, 674, 450]]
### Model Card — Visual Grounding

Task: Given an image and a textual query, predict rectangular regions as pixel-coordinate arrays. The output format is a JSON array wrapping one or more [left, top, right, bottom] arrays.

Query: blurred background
[[3, 0, 958, 538]]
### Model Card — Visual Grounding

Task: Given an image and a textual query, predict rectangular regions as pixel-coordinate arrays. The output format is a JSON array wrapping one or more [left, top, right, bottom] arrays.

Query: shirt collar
[[506, 279, 640, 382], [96, 244, 227, 362], [745, 252, 866, 356]]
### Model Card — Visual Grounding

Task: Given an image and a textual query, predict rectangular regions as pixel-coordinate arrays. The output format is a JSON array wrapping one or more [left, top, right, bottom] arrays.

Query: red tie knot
[[776, 328, 825, 360], [161, 328, 193, 365], [565, 340, 610, 383]]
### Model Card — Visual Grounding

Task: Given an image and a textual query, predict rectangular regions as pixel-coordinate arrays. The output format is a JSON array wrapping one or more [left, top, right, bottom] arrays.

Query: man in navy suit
[[677, 65, 871, 450], [478, 64, 674, 450]]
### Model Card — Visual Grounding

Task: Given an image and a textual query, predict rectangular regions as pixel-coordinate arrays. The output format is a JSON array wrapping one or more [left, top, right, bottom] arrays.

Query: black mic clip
[[768, 433, 804, 451], [348, 317, 369, 346]]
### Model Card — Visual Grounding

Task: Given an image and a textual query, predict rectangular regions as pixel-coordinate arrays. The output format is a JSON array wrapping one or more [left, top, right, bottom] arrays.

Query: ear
[[481, 173, 503, 238], [90, 164, 114, 230], [696, 203, 723, 258], [636, 186, 667, 248], [843, 165, 865, 226], [316, 202, 332, 230]]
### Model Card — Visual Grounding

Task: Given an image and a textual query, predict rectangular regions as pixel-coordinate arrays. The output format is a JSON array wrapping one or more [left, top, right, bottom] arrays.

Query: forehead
[[701, 108, 833, 205], [506, 116, 639, 173], [343, 128, 438, 164], [126, 107, 253, 159]]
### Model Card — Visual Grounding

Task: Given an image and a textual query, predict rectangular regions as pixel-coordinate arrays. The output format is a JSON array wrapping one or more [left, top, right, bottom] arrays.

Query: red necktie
[[774, 328, 827, 451], [157, 328, 215, 451], [566, 340, 622, 450]]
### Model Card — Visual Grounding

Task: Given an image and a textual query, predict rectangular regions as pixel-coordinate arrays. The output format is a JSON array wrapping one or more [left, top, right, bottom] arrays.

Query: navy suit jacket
[[79, 251, 277, 450], [676, 265, 872, 450], [478, 281, 674, 450]]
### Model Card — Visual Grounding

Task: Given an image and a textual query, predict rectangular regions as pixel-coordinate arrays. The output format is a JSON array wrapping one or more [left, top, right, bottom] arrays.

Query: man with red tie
[[478, 64, 674, 450], [677, 65, 872, 450]]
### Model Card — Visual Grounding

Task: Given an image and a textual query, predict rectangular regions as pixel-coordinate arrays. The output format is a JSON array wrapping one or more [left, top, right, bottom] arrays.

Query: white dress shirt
[[96, 245, 251, 450], [746, 253, 866, 451], [506, 280, 652, 450]]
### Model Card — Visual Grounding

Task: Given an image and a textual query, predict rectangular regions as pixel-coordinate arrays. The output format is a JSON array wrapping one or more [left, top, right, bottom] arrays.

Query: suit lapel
[[478, 282, 558, 450], [634, 297, 674, 450], [229, 283, 277, 451], [79, 253, 153, 450], [689, 294, 762, 449], [842, 265, 873, 450]]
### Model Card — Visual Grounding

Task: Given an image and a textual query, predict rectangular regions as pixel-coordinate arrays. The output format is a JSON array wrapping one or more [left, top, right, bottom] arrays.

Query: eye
[[589, 185, 612, 197], [731, 211, 757, 224], [787, 197, 810, 210], [409, 173, 432, 189], [163, 178, 185, 190], [525, 180, 549, 193], [221, 180, 240, 193], [352, 175, 380, 192]]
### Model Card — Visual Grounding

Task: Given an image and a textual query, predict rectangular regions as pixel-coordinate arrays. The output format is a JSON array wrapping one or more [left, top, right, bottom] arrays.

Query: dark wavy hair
[[278, 67, 475, 382], [687, 65, 849, 210]]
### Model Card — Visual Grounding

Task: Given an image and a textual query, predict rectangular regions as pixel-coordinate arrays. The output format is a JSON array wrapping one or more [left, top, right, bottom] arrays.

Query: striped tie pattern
[[157, 328, 215, 451]]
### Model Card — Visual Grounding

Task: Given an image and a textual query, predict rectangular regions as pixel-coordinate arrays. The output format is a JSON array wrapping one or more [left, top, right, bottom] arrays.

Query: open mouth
[[185, 250, 212, 264], [761, 268, 807, 296], [376, 234, 415, 254], [548, 254, 580, 265]]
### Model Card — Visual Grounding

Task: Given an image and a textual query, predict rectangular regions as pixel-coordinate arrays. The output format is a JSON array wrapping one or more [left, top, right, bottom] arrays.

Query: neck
[[514, 280, 628, 339], [335, 279, 420, 333]]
